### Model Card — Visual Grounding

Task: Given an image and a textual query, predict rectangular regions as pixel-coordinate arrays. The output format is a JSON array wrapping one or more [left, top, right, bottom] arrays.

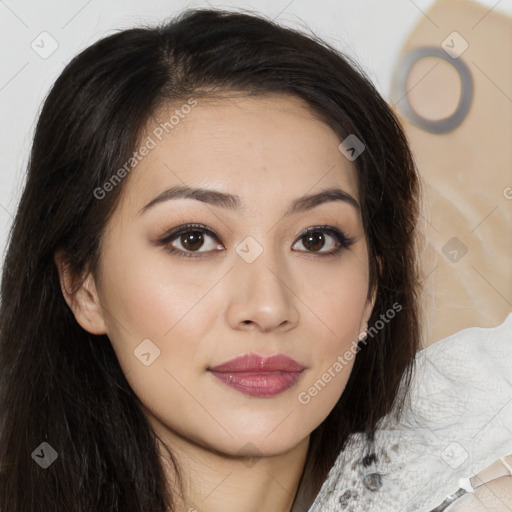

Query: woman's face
[[75, 94, 375, 458]]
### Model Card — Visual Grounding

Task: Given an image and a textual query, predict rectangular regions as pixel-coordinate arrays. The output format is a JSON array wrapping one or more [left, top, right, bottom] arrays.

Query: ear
[[361, 287, 377, 333], [360, 256, 381, 333], [54, 250, 107, 335]]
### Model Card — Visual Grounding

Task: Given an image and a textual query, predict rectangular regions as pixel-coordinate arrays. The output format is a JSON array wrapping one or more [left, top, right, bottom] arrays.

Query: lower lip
[[209, 370, 303, 397]]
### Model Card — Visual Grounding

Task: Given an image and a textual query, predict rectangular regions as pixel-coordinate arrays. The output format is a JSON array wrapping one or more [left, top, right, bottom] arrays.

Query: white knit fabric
[[306, 312, 512, 512]]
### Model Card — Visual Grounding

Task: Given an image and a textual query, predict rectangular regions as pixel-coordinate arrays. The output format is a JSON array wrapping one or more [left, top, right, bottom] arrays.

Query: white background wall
[[1, 0, 511, 276]]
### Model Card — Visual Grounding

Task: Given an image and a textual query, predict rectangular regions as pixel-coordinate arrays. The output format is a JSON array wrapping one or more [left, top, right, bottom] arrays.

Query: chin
[[198, 423, 311, 460]]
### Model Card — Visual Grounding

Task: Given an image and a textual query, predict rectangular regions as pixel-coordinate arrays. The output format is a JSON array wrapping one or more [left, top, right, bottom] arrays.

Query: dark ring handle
[[391, 46, 474, 134]]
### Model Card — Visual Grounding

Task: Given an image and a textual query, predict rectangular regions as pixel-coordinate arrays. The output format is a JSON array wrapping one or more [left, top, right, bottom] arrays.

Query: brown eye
[[159, 223, 223, 258], [179, 230, 205, 252], [292, 226, 355, 256], [301, 232, 327, 252]]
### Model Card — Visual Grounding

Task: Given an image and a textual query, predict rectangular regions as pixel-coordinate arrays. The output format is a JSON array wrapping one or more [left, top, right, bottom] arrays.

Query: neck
[[151, 421, 311, 512]]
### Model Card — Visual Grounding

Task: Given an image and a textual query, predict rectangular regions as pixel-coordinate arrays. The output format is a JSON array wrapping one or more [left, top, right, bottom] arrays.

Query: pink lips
[[208, 353, 305, 398]]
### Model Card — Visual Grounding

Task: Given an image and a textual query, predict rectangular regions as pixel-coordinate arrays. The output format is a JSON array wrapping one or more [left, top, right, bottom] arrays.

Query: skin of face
[[55, 93, 376, 510]]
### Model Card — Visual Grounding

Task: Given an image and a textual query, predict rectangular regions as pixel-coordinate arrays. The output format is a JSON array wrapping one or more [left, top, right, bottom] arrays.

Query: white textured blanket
[[306, 313, 512, 512]]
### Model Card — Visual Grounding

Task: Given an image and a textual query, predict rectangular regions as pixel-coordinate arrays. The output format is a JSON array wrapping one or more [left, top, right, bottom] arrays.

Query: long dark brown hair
[[0, 7, 422, 511]]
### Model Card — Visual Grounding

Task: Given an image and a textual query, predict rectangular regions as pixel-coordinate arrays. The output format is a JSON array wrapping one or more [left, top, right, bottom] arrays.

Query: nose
[[224, 243, 300, 333]]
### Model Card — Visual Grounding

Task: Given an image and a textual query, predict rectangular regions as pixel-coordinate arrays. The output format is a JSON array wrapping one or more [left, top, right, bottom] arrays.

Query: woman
[[0, 7, 509, 512]]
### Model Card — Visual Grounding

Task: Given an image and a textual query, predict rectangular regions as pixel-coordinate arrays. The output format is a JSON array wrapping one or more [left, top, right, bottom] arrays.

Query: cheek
[[100, 242, 206, 337], [99, 256, 214, 433], [320, 285, 368, 337], [294, 352, 356, 442], [302, 254, 369, 337], [292, 260, 369, 417], [97, 241, 220, 384]]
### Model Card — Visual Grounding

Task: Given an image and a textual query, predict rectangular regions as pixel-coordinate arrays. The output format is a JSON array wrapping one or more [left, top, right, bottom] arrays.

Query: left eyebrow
[[137, 185, 360, 217]]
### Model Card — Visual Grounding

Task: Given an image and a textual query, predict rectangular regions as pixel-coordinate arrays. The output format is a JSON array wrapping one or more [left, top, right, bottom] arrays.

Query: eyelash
[[157, 223, 356, 260]]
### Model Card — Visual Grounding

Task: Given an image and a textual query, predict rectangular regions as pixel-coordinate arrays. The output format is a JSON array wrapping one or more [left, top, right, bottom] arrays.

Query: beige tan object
[[470, 454, 512, 489], [445, 456, 512, 510], [390, 0, 512, 346]]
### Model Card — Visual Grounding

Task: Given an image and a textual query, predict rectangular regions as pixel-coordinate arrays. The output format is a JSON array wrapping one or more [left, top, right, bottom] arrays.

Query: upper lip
[[208, 353, 305, 373]]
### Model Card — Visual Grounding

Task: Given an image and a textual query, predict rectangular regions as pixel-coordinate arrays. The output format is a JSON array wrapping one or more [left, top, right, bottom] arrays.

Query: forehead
[[121, 93, 360, 216]]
